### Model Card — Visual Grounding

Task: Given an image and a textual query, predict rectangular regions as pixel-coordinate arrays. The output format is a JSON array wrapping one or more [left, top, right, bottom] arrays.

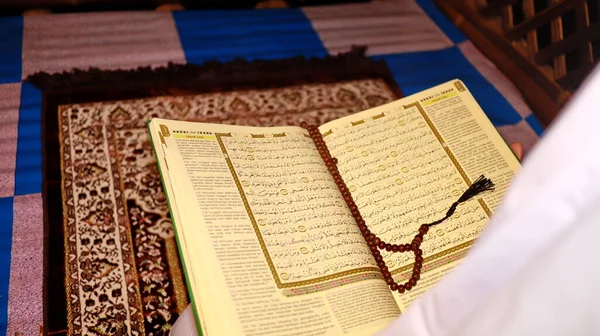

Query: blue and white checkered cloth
[[0, 1, 543, 334]]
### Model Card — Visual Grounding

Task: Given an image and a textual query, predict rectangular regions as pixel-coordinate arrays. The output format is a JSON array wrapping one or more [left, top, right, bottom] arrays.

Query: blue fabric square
[[0, 197, 13, 336], [173, 9, 327, 64], [525, 114, 544, 136], [0, 17, 23, 84], [375, 47, 522, 127], [15, 83, 42, 196]]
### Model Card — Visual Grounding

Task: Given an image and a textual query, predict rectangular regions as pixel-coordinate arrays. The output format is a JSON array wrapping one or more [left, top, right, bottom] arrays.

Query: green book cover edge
[[146, 120, 205, 336]]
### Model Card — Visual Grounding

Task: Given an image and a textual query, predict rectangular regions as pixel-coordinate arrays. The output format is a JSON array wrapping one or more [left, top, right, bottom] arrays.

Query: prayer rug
[[29, 48, 403, 336]]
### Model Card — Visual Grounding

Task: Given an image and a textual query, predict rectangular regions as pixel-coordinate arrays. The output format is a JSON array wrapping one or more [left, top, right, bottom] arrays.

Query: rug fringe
[[25, 46, 401, 99]]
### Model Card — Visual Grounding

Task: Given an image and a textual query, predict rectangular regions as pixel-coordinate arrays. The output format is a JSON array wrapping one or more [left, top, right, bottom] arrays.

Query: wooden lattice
[[476, 0, 599, 91], [435, 0, 600, 125]]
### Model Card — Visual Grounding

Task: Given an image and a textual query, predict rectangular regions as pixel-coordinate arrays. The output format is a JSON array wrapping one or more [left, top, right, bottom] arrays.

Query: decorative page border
[[214, 132, 380, 289], [317, 101, 494, 276]]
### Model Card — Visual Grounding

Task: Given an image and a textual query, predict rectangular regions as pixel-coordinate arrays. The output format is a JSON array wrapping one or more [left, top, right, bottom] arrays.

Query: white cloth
[[171, 304, 199, 336], [378, 66, 600, 336]]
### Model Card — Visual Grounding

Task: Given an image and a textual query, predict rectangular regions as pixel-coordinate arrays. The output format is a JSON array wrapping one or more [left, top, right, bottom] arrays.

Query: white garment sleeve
[[377, 65, 600, 336], [451, 191, 600, 336]]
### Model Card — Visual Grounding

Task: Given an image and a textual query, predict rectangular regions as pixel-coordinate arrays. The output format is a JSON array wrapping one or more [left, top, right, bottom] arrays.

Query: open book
[[148, 80, 520, 336]]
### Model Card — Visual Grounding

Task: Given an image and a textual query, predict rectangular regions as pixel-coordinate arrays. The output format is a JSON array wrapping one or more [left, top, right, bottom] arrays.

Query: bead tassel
[[301, 123, 494, 293]]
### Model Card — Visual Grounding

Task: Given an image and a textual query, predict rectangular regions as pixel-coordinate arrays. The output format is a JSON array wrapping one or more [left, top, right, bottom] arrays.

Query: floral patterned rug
[[33, 51, 402, 336]]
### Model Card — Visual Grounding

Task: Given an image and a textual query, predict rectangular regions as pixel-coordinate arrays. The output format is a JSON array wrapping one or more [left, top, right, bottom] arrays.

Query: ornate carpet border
[[27, 46, 403, 335]]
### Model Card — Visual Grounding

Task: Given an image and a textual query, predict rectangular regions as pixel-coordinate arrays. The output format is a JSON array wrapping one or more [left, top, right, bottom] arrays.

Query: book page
[[319, 80, 520, 311], [149, 119, 402, 335]]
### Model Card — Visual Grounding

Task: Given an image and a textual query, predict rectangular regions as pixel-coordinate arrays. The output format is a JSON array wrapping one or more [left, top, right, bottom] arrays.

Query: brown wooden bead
[[391, 245, 399, 252], [300, 121, 308, 128], [390, 283, 399, 291], [383, 271, 391, 278], [378, 242, 386, 249], [375, 255, 383, 262], [385, 245, 392, 252], [411, 242, 419, 249], [399, 245, 406, 252], [357, 218, 365, 226], [398, 285, 405, 293], [349, 204, 358, 211], [404, 244, 412, 251], [380, 266, 388, 273], [351, 209, 360, 217], [416, 256, 423, 263], [332, 157, 338, 164], [378, 261, 385, 267], [386, 277, 394, 285], [374, 237, 381, 245], [412, 273, 420, 281], [415, 261, 423, 269], [414, 249, 422, 256], [368, 240, 376, 248], [409, 279, 417, 286], [368, 234, 376, 241], [405, 283, 413, 291], [414, 235, 423, 242], [419, 225, 429, 234]]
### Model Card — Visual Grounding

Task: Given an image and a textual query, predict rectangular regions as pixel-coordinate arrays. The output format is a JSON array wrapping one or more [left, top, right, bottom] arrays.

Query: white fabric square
[[458, 41, 532, 119], [22, 11, 186, 77], [0, 83, 21, 198], [8, 193, 43, 335], [497, 119, 539, 154], [303, 0, 453, 56]]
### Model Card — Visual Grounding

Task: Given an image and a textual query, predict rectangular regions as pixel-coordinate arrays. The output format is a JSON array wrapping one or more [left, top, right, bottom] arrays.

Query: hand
[[510, 142, 523, 160]]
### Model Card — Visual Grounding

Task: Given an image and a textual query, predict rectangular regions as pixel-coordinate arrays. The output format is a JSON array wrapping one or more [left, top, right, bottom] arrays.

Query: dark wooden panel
[[436, 0, 567, 126], [505, 0, 583, 39], [557, 61, 599, 88], [481, 0, 520, 17], [535, 23, 600, 64]]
